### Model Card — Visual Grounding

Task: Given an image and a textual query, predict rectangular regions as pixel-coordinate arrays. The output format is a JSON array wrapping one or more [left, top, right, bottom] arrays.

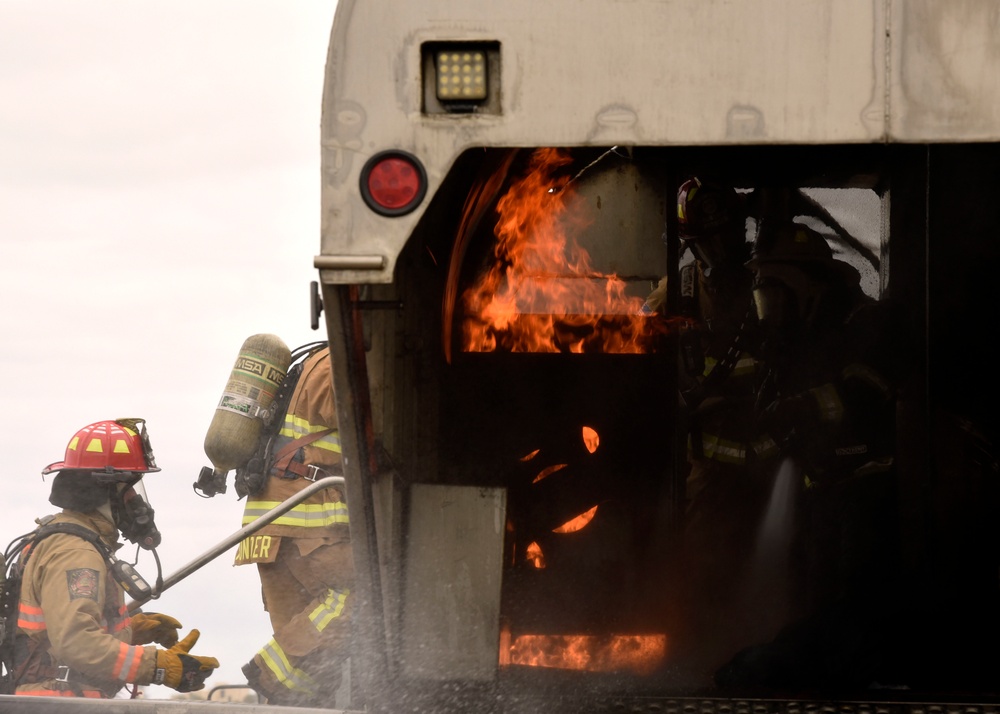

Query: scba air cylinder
[[204, 334, 291, 476]]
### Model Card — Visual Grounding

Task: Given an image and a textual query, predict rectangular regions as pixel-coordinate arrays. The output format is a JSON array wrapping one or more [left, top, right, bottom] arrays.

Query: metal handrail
[[128, 476, 345, 613]]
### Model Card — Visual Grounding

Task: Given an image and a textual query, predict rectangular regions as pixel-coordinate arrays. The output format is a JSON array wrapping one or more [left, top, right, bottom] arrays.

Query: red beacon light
[[359, 150, 427, 216]]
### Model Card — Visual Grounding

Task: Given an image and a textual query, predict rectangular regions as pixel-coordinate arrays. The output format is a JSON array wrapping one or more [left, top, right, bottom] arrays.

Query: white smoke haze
[[1, 0, 339, 697]]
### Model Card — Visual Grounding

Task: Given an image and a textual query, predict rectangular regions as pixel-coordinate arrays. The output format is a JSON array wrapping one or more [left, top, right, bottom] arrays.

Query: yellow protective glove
[[153, 629, 220, 693], [131, 612, 182, 647], [643, 275, 669, 314]]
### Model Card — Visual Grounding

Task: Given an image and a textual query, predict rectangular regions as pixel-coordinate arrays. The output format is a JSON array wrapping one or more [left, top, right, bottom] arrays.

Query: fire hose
[[126, 476, 345, 614]]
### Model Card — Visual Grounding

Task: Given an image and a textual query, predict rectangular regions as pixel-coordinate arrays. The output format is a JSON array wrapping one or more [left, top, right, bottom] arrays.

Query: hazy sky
[[1, 1, 338, 696]]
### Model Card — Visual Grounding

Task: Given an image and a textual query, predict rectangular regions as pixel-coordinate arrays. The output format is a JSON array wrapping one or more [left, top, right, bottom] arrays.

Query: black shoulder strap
[[681, 300, 758, 411], [34, 523, 112, 556], [18, 524, 115, 574]]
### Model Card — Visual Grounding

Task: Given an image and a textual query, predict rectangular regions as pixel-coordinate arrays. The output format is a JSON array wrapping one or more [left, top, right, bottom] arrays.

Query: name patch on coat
[[234, 534, 279, 565], [67, 568, 100, 601]]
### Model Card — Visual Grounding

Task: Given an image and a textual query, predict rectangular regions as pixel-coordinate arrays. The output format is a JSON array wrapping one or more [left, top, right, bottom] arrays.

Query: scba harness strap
[[271, 428, 339, 481], [13, 644, 96, 697]]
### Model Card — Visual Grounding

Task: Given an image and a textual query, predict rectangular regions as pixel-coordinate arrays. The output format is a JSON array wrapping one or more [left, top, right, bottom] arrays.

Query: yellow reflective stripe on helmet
[[277, 416, 342, 454], [259, 638, 316, 693], [309, 588, 349, 633], [242, 500, 349, 527], [808, 383, 844, 423]]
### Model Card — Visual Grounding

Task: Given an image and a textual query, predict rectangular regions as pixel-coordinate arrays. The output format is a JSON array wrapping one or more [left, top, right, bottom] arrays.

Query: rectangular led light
[[435, 50, 487, 101]]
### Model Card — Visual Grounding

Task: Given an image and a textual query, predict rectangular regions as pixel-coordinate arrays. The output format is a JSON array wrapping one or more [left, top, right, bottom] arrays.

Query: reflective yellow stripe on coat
[[694, 432, 747, 465], [242, 500, 349, 528], [273, 416, 342, 455]]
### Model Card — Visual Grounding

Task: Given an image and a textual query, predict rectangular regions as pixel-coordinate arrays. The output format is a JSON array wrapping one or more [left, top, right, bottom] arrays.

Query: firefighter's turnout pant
[[252, 535, 354, 705]]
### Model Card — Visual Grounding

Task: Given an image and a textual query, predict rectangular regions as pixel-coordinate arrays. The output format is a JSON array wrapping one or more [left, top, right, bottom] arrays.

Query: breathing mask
[[112, 479, 162, 550]]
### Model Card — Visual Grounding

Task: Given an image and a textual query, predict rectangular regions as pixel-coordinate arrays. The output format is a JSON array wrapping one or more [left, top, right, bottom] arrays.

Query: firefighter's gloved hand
[[131, 612, 183, 647], [154, 629, 220, 692], [642, 275, 668, 314]]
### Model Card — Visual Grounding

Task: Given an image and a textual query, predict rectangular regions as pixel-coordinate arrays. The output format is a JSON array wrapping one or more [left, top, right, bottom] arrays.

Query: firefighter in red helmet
[[676, 176, 750, 275], [644, 178, 758, 405], [644, 178, 776, 676], [644, 176, 758, 411], [644, 176, 753, 317], [9, 419, 219, 698]]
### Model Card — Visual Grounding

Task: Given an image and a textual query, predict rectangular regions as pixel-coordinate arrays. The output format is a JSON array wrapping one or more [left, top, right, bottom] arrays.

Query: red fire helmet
[[42, 418, 160, 479], [676, 177, 742, 240]]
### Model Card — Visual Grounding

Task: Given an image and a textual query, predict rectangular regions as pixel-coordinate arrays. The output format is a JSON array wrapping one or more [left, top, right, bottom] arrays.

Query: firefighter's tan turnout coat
[[14, 510, 156, 698]]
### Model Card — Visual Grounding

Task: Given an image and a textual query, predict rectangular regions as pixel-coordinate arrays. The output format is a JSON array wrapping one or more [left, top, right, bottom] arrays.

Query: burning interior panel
[[437, 148, 681, 677]]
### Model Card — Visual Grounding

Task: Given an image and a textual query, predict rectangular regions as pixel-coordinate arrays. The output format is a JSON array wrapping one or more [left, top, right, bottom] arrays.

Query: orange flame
[[461, 148, 663, 353], [526, 541, 545, 569], [506, 634, 667, 675], [552, 506, 597, 533], [532, 463, 567, 484]]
